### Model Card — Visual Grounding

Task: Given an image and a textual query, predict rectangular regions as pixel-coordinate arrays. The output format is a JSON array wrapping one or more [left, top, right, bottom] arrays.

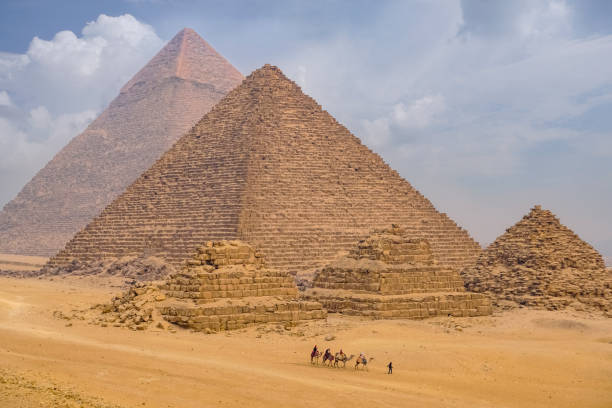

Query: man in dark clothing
[[311, 345, 318, 362], [387, 361, 393, 374]]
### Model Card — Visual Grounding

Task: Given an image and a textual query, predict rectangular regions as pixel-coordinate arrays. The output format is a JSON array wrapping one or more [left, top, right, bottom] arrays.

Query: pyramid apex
[[251, 64, 285, 77], [242, 64, 298, 89], [527, 204, 550, 216], [121, 27, 243, 94], [173, 27, 201, 41], [261, 63, 279, 70]]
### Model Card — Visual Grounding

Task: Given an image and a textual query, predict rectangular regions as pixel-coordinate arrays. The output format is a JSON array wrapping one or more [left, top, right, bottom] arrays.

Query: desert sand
[[0, 276, 610, 408], [0, 254, 48, 272]]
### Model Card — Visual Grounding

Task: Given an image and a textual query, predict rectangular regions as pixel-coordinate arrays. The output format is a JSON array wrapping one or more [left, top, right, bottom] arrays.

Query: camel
[[322, 349, 335, 366], [310, 350, 321, 365], [333, 352, 354, 368], [355, 355, 374, 371]]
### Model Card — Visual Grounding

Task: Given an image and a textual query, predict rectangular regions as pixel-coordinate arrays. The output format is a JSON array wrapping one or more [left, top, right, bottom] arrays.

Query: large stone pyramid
[[0, 28, 243, 256], [463, 205, 611, 313], [48, 65, 481, 274], [304, 225, 492, 319]]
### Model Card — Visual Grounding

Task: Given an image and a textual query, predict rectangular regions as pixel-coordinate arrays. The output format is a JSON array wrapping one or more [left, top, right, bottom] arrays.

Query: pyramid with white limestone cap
[[0, 28, 243, 256]]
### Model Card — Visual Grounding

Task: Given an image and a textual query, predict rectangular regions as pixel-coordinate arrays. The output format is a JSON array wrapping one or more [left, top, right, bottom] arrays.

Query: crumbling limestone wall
[[308, 226, 491, 318], [314, 291, 492, 319], [313, 226, 466, 295], [157, 241, 326, 331], [313, 262, 465, 294], [348, 227, 435, 265], [159, 301, 325, 332]]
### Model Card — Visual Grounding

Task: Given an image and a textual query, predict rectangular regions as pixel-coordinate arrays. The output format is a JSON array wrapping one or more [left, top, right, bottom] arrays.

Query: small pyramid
[[463, 205, 611, 313], [0, 28, 243, 256], [48, 65, 481, 274], [157, 241, 326, 332], [305, 225, 492, 319]]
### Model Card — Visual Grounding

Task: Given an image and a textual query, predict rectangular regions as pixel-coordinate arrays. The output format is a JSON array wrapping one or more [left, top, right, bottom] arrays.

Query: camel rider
[[311, 345, 318, 360]]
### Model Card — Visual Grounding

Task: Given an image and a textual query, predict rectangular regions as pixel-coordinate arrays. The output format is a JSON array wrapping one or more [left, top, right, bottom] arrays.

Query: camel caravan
[[310, 345, 374, 370]]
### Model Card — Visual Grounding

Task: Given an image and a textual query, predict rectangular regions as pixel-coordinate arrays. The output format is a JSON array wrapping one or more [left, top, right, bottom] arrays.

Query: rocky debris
[[0, 255, 47, 278], [88, 282, 169, 330], [463, 206, 611, 315], [429, 318, 471, 333], [39, 256, 174, 282], [47, 64, 480, 276], [304, 226, 492, 319], [295, 268, 317, 292], [0, 268, 42, 278], [295, 276, 313, 292]]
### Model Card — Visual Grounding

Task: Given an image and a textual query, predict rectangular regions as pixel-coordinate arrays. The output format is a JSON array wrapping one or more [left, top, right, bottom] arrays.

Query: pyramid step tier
[[159, 298, 326, 332], [303, 289, 492, 319]]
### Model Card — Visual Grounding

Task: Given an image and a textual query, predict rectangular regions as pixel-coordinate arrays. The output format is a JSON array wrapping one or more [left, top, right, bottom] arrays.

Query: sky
[[0, 0, 610, 264]]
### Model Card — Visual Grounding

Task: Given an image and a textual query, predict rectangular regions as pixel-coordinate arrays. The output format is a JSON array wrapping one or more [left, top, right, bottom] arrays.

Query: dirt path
[[0, 277, 610, 407]]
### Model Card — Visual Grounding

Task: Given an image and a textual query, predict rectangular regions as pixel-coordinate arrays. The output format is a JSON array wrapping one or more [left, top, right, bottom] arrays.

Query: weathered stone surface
[[47, 65, 481, 274], [90, 282, 167, 330], [306, 226, 492, 319], [157, 241, 326, 332], [40, 256, 174, 282], [313, 290, 492, 319], [462, 205, 611, 314], [0, 28, 243, 256]]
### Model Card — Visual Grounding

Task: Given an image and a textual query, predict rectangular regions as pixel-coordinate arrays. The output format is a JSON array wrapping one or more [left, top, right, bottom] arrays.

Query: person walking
[[387, 361, 393, 374]]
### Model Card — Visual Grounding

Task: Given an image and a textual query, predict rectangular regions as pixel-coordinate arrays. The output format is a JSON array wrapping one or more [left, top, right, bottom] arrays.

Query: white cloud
[[361, 117, 390, 147], [0, 14, 163, 208], [28, 30, 106, 77], [392, 95, 446, 129], [516, 0, 571, 40], [0, 90, 11, 106], [277, 0, 612, 258]]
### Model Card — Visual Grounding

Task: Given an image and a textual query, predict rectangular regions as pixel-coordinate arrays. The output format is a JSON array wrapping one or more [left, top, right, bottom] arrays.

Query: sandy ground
[[0, 276, 610, 408], [0, 253, 47, 272]]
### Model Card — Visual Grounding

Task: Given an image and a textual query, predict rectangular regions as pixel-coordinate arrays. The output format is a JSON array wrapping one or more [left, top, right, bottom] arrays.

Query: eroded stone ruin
[[462, 206, 611, 314], [157, 241, 326, 331], [304, 225, 492, 319], [0, 28, 243, 256], [47, 64, 481, 276]]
